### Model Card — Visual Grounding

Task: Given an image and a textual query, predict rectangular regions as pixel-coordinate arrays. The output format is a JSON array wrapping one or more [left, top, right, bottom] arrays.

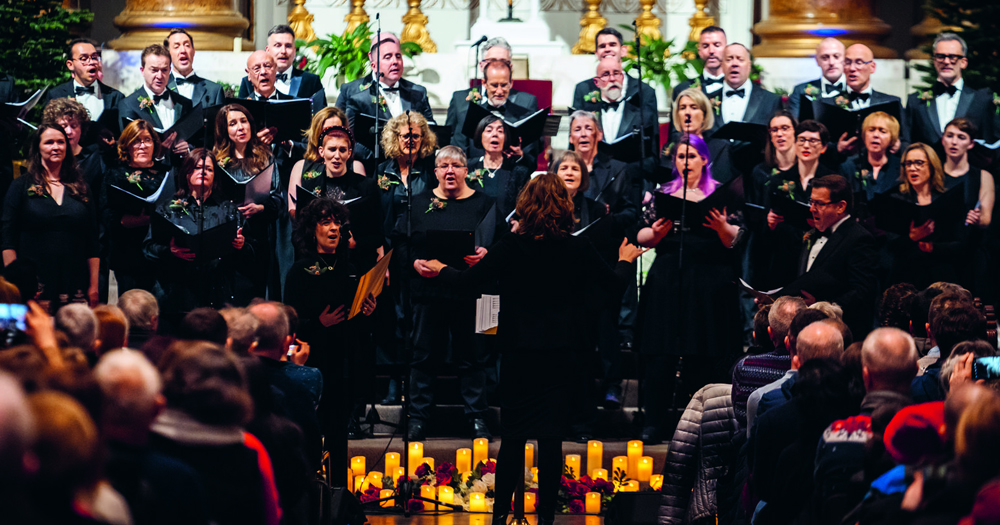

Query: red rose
[[568, 499, 585, 513], [480, 460, 496, 474], [573, 484, 589, 497], [415, 463, 431, 478], [578, 475, 595, 488], [408, 499, 424, 512]]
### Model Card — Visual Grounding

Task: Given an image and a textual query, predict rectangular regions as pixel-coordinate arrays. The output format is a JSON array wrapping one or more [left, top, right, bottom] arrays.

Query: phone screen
[[972, 356, 1000, 381]]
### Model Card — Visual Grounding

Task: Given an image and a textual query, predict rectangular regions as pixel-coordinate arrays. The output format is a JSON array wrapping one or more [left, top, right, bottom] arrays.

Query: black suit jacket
[[345, 78, 434, 160], [43, 80, 125, 118], [167, 73, 225, 109], [788, 78, 845, 120], [585, 152, 639, 232], [672, 74, 725, 101], [780, 217, 878, 339], [334, 74, 374, 111], [238, 67, 324, 100], [905, 84, 995, 145], [118, 88, 194, 131], [444, 88, 540, 159], [572, 77, 659, 141]]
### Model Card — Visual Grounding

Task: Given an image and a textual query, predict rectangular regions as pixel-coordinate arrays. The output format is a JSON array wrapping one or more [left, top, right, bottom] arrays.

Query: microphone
[[685, 114, 692, 124], [376, 13, 379, 20], [471, 35, 488, 47]]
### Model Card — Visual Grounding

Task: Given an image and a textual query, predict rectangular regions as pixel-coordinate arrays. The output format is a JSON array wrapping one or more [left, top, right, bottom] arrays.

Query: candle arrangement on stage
[[352, 440, 663, 514]]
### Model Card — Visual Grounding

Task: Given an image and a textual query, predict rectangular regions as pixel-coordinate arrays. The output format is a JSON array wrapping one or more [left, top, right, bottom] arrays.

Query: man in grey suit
[[164, 29, 226, 109], [788, 38, 846, 119]]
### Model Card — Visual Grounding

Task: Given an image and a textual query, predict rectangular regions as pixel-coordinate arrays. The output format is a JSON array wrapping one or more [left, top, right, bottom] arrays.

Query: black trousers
[[493, 436, 561, 520]]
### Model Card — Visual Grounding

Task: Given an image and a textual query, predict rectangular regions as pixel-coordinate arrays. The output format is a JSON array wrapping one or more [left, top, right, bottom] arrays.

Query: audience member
[[913, 294, 984, 402], [118, 289, 159, 349], [54, 303, 99, 356], [176, 307, 229, 346], [219, 307, 258, 356], [93, 305, 128, 357]]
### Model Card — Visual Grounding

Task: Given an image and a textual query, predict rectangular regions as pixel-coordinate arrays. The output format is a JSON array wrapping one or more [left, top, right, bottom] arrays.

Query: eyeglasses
[[401, 133, 422, 140], [596, 71, 625, 82], [903, 159, 928, 168], [796, 137, 823, 146], [933, 53, 965, 63], [843, 59, 874, 68], [809, 200, 837, 208], [131, 138, 154, 147], [769, 125, 793, 134], [72, 54, 102, 64], [435, 163, 467, 171]]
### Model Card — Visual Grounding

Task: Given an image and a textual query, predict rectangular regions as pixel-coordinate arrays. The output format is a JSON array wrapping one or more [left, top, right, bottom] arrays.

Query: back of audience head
[[909, 286, 943, 338], [177, 307, 229, 346], [753, 304, 774, 351], [941, 340, 1000, 395], [929, 281, 972, 299], [92, 305, 128, 357], [0, 372, 34, 488], [27, 390, 101, 499], [945, 383, 994, 448], [160, 341, 253, 427], [54, 304, 98, 353], [118, 289, 159, 334], [861, 327, 919, 394], [93, 349, 163, 444], [0, 277, 21, 304], [787, 308, 832, 360], [954, 389, 1000, 486], [929, 293, 984, 356], [880, 283, 917, 330], [810, 301, 843, 320], [769, 296, 806, 349], [820, 317, 853, 347], [793, 321, 844, 368], [219, 307, 258, 356], [248, 302, 291, 360]]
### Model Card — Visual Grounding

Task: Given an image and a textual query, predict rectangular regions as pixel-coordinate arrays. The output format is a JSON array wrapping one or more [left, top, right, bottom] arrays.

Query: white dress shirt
[[936, 77, 964, 133], [73, 80, 104, 120], [847, 86, 874, 110], [379, 82, 404, 117], [600, 75, 629, 140], [807, 214, 851, 272], [721, 78, 752, 124], [143, 85, 175, 130], [172, 70, 197, 101], [820, 75, 846, 98], [703, 71, 724, 96], [275, 67, 292, 95]]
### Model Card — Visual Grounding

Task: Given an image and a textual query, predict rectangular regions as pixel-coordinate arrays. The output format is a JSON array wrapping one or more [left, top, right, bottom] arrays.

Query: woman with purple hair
[[634, 134, 745, 443]]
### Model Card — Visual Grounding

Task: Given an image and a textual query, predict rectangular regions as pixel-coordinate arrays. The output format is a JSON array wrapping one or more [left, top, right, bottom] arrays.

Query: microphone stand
[[472, 37, 486, 86], [632, 21, 649, 183], [373, 14, 382, 162], [669, 131, 691, 419]]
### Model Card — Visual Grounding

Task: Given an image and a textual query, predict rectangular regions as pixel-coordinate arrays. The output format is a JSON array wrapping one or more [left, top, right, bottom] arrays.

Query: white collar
[[848, 84, 873, 96], [939, 77, 964, 91], [830, 214, 851, 233], [724, 78, 753, 95], [704, 71, 724, 81], [73, 79, 97, 90], [142, 84, 167, 100], [254, 89, 277, 100], [174, 69, 197, 80], [821, 75, 846, 88]]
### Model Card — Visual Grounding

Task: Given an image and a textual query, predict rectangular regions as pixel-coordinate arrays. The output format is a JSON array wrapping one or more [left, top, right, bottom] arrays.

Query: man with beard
[[164, 29, 226, 109], [442, 36, 539, 122], [672, 26, 727, 100], [43, 38, 124, 122], [789, 38, 847, 120], [571, 28, 628, 107]]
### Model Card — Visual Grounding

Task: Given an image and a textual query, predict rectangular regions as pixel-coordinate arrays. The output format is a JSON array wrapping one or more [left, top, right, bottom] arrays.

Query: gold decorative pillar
[[688, 0, 715, 42], [401, 0, 437, 53], [634, 0, 661, 42], [344, 0, 371, 35], [752, 0, 896, 58], [289, 0, 317, 44], [109, 0, 251, 51], [571, 0, 607, 54]]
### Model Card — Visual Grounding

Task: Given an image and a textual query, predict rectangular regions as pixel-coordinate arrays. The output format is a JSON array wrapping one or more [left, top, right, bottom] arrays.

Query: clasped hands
[[909, 219, 935, 253], [319, 293, 377, 327]]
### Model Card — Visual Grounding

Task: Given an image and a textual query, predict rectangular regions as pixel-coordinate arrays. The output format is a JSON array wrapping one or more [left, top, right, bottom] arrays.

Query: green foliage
[[0, 0, 94, 97], [924, 0, 1000, 91], [217, 82, 237, 98], [563, 464, 576, 479], [298, 25, 423, 87], [619, 25, 700, 95]]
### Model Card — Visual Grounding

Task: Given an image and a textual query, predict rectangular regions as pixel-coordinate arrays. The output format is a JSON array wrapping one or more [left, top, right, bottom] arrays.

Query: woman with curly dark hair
[[2, 123, 99, 309], [415, 173, 645, 525], [466, 114, 532, 219], [282, 197, 375, 486]]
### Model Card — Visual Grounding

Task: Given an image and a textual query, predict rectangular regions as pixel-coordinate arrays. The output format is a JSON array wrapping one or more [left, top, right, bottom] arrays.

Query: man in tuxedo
[[571, 28, 627, 105], [779, 174, 878, 341], [334, 31, 398, 111], [245, 51, 293, 102], [444, 58, 539, 161], [119, 44, 192, 155], [238, 25, 325, 110], [834, 44, 905, 155], [164, 29, 226, 109], [43, 38, 124, 122], [672, 26, 727, 100], [788, 38, 846, 119], [905, 33, 995, 146], [719, 44, 781, 127]]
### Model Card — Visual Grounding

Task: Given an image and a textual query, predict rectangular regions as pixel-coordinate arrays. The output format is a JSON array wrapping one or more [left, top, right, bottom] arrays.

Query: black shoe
[[472, 418, 492, 441], [408, 419, 426, 441], [379, 379, 401, 406]]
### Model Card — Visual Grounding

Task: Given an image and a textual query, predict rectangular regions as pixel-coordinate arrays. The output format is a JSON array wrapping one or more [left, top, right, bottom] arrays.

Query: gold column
[[109, 0, 251, 51], [401, 0, 437, 53], [289, 0, 317, 44], [634, 0, 661, 42], [344, 0, 371, 35], [571, 0, 607, 55], [752, 0, 895, 58], [688, 0, 715, 42]]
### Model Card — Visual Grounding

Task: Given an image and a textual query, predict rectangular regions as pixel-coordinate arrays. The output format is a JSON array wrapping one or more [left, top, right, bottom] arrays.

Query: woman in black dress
[[283, 197, 376, 487], [414, 174, 645, 525], [143, 148, 247, 330], [213, 103, 281, 302], [636, 134, 745, 442], [749, 111, 797, 207], [467, 114, 532, 219], [2, 124, 99, 309], [398, 145, 497, 441], [101, 119, 168, 294]]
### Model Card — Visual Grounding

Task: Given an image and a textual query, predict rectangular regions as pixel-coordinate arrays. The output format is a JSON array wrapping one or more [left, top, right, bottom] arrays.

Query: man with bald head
[[718, 44, 781, 128], [245, 51, 292, 102], [809, 327, 917, 519], [832, 44, 905, 154], [789, 38, 846, 119], [238, 25, 324, 103]]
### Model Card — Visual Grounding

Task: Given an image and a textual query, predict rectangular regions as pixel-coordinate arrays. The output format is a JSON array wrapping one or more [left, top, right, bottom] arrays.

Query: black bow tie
[[601, 99, 621, 111], [74, 85, 95, 96], [152, 92, 170, 103], [725, 88, 746, 99], [704, 76, 723, 86], [276, 72, 289, 82], [258, 93, 276, 101], [381, 84, 400, 93], [848, 91, 871, 102], [813, 228, 830, 239], [487, 103, 506, 114], [932, 81, 958, 97], [174, 75, 200, 86], [824, 82, 844, 95]]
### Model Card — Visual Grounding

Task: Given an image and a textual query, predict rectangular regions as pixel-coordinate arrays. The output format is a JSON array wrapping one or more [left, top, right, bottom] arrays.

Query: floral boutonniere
[[360, 82, 372, 92], [372, 95, 388, 112], [425, 197, 446, 213], [27, 184, 46, 198], [378, 174, 399, 191], [803, 230, 815, 250], [919, 90, 934, 107], [126, 170, 145, 191], [584, 90, 600, 104], [305, 261, 335, 276], [302, 170, 321, 181], [771, 167, 780, 177], [661, 142, 675, 156], [168, 198, 192, 217], [993, 93, 1000, 115], [311, 187, 322, 197], [711, 97, 722, 115], [466, 90, 483, 104], [778, 180, 796, 197], [835, 95, 851, 109], [137, 96, 155, 114], [803, 84, 820, 101], [467, 169, 487, 187], [858, 168, 872, 189], [219, 156, 232, 168]]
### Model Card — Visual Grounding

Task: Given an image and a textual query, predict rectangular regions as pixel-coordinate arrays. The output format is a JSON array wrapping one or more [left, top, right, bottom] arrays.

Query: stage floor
[[367, 512, 604, 525]]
